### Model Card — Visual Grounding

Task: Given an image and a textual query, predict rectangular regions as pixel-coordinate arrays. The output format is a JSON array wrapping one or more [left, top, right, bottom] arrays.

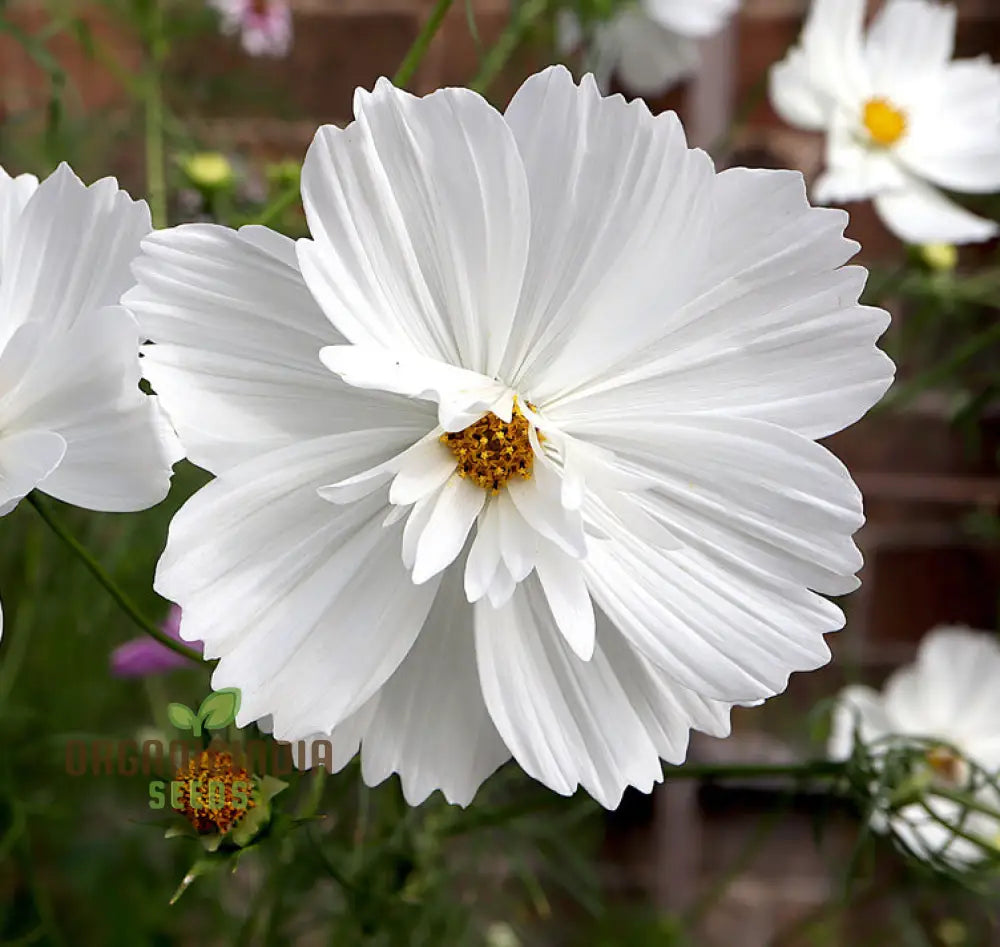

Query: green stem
[[470, 0, 548, 95], [145, 0, 168, 228], [253, 183, 301, 228], [26, 493, 202, 664], [876, 319, 1000, 412], [393, 0, 455, 89]]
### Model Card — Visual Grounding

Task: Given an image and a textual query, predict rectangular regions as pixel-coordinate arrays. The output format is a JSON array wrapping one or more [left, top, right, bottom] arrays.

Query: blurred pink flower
[[210, 0, 293, 58], [111, 605, 201, 677]]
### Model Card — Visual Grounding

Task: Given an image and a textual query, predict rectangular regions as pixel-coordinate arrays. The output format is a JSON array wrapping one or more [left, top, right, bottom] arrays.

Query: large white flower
[[129, 67, 893, 808], [770, 0, 1000, 245], [0, 164, 180, 636], [830, 626, 1000, 868], [559, 0, 739, 96]]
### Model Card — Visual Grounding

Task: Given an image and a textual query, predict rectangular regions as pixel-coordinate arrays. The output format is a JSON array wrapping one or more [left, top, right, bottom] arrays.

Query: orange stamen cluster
[[440, 403, 536, 494], [174, 748, 256, 835]]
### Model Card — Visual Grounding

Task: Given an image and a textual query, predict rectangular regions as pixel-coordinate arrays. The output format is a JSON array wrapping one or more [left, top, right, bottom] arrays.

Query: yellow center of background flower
[[441, 403, 535, 494], [925, 745, 965, 786], [863, 98, 907, 146]]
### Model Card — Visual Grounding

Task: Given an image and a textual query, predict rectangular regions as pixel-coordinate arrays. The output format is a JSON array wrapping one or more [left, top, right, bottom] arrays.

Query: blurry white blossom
[[559, 0, 739, 96], [830, 626, 1000, 869], [770, 0, 1000, 245]]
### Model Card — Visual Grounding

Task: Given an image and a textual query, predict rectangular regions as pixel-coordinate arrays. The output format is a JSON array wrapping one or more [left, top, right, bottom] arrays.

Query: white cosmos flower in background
[[770, 0, 1000, 245], [0, 164, 180, 639], [558, 0, 740, 96], [128, 66, 894, 808], [830, 626, 1000, 869]]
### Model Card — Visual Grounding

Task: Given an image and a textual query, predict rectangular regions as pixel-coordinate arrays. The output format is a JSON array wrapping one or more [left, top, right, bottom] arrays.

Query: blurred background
[[1, 0, 1000, 944]]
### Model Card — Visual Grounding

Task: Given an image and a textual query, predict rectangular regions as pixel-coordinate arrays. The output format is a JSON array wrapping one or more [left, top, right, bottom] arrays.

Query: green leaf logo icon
[[198, 689, 241, 730], [167, 702, 197, 732], [165, 689, 242, 736]]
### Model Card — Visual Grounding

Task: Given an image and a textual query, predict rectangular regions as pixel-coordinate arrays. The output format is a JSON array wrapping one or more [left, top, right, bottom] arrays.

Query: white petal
[[1, 306, 178, 512], [864, 0, 956, 91], [612, 11, 700, 96], [899, 58, 1000, 194], [644, 0, 737, 37], [360, 565, 510, 806], [475, 579, 663, 807], [0, 429, 66, 513], [411, 473, 485, 584], [501, 66, 715, 403], [584, 415, 865, 596], [319, 344, 511, 431], [156, 429, 440, 739], [874, 179, 999, 245], [389, 435, 456, 506], [828, 685, 891, 761], [534, 541, 595, 661], [548, 168, 894, 441], [298, 79, 531, 376], [128, 223, 424, 475], [768, 0, 867, 132], [0, 164, 150, 350], [506, 458, 586, 559], [0, 167, 38, 278], [465, 497, 503, 602], [495, 490, 537, 583]]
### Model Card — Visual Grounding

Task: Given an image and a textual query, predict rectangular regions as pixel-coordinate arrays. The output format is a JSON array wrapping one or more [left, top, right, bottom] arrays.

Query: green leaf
[[167, 702, 196, 731], [197, 688, 241, 730], [169, 857, 221, 905]]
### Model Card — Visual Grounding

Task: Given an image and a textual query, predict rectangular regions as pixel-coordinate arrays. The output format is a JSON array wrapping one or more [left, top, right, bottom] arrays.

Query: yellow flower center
[[863, 98, 907, 147], [440, 402, 536, 494], [925, 745, 966, 787]]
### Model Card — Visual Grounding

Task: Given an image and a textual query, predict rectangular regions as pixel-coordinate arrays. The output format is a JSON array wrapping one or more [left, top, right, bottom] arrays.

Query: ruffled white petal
[[156, 430, 439, 739], [502, 67, 715, 403], [360, 565, 510, 806], [0, 429, 66, 514], [0, 167, 38, 277], [476, 583, 734, 807], [548, 169, 893, 441], [298, 78, 531, 376], [827, 684, 892, 761], [0, 164, 150, 351], [128, 223, 421, 476], [410, 473, 485, 585]]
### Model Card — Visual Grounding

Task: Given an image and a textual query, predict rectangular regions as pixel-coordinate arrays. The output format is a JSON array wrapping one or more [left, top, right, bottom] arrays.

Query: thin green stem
[[470, 0, 548, 95], [26, 493, 202, 664], [145, 0, 168, 228], [253, 182, 301, 228], [393, 0, 455, 89]]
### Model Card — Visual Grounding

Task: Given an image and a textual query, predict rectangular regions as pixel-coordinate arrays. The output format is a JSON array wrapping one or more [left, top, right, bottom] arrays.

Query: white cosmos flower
[[129, 66, 893, 808], [830, 626, 1000, 868], [558, 0, 739, 96], [0, 164, 180, 637], [770, 0, 1000, 245]]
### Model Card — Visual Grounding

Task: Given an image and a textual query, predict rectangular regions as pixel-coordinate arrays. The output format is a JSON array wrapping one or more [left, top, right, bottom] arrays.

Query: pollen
[[863, 98, 907, 147], [440, 402, 536, 494], [174, 748, 256, 835]]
